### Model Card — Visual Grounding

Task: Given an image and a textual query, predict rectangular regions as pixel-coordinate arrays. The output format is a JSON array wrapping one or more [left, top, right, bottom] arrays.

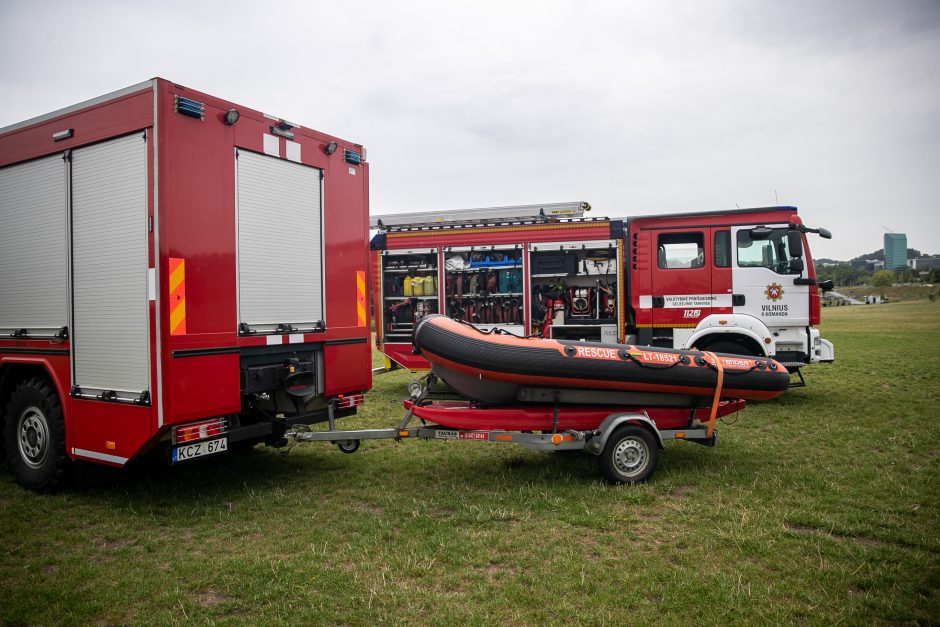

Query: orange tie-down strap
[[701, 351, 725, 439]]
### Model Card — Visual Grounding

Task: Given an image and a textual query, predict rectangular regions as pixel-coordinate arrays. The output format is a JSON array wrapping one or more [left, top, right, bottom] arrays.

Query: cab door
[[731, 226, 809, 325], [648, 229, 712, 329]]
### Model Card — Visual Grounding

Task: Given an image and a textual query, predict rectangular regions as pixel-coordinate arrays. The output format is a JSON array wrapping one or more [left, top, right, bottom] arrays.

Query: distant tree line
[[815, 248, 940, 287]]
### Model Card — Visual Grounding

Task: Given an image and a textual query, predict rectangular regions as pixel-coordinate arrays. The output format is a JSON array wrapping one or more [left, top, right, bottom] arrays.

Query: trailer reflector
[[336, 394, 364, 409]]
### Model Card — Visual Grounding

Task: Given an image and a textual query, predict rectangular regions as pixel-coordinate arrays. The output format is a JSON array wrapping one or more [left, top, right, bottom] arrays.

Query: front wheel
[[4, 377, 69, 491], [598, 425, 658, 484]]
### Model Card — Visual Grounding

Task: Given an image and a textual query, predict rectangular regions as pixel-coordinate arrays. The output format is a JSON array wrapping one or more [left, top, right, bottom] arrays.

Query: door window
[[714, 230, 731, 268], [657, 232, 704, 269], [736, 228, 799, 274]]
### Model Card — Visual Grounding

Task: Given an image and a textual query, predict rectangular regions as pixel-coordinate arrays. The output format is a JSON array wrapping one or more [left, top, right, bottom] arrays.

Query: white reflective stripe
[[263, 133, 279, 156], [266, 335, 283, 345], [148, 268, 156, 301], [637, 294, 732, 309], [72, 448, 129, 465], [286, 140, 301, 163], [288, 333, 304, 344]]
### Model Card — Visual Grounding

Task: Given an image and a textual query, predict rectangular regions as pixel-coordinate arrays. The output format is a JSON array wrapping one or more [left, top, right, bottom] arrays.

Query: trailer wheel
[[336, 439, 360, 454], [599, 424, 658, 484], [3, 377, 69, 491]]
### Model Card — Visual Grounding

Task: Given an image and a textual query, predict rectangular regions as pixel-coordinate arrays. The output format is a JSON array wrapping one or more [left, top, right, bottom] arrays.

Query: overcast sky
[[1, 0, 937, 260]]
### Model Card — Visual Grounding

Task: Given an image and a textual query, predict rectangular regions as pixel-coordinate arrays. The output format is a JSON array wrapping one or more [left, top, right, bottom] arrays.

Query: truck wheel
[[3, 377, 69, 491], [336, 439, 360, 454], [599, 424, 658, 484]]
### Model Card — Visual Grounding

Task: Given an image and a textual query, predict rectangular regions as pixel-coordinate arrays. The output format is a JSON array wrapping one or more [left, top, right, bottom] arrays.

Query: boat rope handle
[[702, 351, 725, 439], [457, 318, 542, 339], [694, 354, 769, 375]]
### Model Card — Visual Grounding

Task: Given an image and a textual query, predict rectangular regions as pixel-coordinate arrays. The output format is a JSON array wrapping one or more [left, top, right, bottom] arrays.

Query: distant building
[[884, 233, 907, 269], [911, 257, 940, 270]]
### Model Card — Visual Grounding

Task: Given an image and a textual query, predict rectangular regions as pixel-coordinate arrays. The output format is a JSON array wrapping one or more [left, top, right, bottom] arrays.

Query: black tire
[[3, 377, 69, 491], [336, 439, 360, 454], [598, 424, 659, 484]]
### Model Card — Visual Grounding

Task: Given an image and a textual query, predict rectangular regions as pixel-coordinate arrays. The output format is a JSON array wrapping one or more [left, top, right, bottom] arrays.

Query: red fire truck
[[0, 79, 372, 490], [370, 202, 834, 375]]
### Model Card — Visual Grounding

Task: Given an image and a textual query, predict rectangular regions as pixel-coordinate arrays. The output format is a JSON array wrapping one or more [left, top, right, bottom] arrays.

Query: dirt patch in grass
[[92, 536, 138, 551], [473, 562, 520, 578], [195, 589, 229, 608], [670, 485, 698, 498], [352, 500, 385, 515]]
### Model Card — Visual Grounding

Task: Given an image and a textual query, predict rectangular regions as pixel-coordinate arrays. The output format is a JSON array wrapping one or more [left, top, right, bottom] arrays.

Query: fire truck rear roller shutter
[[71, 133, 150, 397], [236, 150, 323, 333], [0, 154, 68, 336]]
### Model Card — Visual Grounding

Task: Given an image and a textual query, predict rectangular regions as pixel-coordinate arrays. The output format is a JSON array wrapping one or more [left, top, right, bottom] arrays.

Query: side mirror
[[787, 230, 804, 258], [789, 258, 804, 274], [818, 280, 834, 292], [749, 226, 772, 240], [818, 227, 832, 239]]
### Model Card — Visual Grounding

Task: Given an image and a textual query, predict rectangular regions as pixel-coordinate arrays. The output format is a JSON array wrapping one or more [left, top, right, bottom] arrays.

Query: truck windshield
[[737, 228, 800, 274]]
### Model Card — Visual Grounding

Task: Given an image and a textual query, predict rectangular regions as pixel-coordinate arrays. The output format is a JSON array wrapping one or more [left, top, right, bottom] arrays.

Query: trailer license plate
[[172, 437, 228, 463]]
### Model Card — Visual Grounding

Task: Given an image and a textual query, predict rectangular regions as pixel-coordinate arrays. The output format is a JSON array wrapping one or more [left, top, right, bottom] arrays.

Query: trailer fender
[[585, 413, 664, 456], [686, 314, 772, 356]]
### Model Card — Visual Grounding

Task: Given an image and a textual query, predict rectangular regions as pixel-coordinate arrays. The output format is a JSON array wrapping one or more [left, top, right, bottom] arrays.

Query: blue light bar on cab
[[344, 149, 361, 166], [174, 96, 205, 120]]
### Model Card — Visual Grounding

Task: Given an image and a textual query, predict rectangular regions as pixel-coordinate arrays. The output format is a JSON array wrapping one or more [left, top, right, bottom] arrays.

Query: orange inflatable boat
[[413, 315, 789, 406]]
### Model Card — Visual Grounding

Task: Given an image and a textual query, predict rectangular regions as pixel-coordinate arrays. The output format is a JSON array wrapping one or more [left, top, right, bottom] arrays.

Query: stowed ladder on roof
[[370, 201, 592, 231]]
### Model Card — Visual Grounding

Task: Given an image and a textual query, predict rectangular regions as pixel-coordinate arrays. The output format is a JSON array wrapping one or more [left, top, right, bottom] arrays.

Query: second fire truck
[[370, 202, 834, 375]]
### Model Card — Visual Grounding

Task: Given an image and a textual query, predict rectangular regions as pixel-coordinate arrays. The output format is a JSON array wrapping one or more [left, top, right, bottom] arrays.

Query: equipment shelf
[[384, 296, 439, 300]]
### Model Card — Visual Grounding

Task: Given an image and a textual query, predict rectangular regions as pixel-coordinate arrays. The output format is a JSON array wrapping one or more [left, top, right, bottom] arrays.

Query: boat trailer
[[286, 376, 745, 484]]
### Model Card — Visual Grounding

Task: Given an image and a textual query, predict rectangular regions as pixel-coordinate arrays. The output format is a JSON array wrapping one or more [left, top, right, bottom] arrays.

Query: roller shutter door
[[236, 149, 323, 333], [71, 133, 150, 399], [0, 154, 68, 335]]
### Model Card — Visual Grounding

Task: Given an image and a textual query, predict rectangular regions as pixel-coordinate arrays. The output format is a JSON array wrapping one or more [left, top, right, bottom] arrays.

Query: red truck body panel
[[0, 79, 372, 468]]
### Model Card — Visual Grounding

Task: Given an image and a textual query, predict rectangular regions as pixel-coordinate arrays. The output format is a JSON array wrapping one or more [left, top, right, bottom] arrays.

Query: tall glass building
[[884, 233, 908, 269]]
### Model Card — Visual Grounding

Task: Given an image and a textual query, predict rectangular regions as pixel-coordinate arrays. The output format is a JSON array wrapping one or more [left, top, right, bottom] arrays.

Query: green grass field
[[2, 302, 938, 624]]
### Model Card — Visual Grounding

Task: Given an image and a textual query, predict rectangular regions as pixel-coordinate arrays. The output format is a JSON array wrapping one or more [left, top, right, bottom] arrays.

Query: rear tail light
[[173, 417, 227, 444], [336, 394, 365, 409]]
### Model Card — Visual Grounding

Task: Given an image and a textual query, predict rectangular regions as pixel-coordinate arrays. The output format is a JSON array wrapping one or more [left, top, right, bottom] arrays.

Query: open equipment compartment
[[380, 248, 440, 346], [530, 239, 620, 343], [370, 202, 625, 371], [442, 245, 525, 336]]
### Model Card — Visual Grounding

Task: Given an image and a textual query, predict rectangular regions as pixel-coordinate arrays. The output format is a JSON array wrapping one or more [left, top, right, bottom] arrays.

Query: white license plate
[[172, 437, 228, 463]]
